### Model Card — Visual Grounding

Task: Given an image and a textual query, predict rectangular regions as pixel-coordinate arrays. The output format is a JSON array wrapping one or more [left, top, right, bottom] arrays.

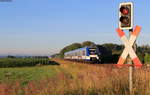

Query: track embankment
[[51, 58, 150, 69]]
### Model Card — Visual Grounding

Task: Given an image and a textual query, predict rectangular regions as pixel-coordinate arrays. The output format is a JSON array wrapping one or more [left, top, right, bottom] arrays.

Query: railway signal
[[116, 25, 142, 67], [117, 2, 142, 94], [116, 2, 142, 67], [119, 2, 133, 30]]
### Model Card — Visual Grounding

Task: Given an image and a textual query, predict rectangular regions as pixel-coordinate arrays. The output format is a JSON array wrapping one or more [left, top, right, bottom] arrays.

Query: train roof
[[64, 47, 89, 55]]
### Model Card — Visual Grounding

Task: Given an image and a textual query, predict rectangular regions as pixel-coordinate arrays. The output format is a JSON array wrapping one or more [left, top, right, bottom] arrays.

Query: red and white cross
[[116, 25, 142, 67]]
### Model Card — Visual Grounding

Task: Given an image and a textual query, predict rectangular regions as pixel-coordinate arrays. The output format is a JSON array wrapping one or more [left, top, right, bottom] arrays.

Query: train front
[[88, 47, 100, 62]]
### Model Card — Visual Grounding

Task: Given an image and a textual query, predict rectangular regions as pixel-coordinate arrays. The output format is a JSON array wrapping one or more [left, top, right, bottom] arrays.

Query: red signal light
[[122, 9, 129, 15], [120, 7, 129, 15]]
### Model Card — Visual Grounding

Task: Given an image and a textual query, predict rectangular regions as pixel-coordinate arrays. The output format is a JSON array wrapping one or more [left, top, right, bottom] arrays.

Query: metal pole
[[128, 29, 134, 95]]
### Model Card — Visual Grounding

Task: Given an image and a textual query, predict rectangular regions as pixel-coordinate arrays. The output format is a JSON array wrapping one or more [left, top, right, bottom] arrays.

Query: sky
[[0, 0, 150, 56]]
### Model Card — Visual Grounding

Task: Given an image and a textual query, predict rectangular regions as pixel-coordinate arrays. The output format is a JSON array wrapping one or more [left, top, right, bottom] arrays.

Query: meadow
[[0, 59, 150, 95]]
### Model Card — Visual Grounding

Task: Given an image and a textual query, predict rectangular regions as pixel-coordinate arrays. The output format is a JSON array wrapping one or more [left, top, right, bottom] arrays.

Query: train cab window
[[89, 48, 97, 55]]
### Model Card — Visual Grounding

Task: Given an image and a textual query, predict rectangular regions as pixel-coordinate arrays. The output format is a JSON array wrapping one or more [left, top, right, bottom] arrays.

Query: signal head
[[119, 2, 133, 30]]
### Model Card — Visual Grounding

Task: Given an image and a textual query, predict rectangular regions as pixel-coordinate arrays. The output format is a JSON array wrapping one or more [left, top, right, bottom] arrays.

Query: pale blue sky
[[0, 0, 149, 56]]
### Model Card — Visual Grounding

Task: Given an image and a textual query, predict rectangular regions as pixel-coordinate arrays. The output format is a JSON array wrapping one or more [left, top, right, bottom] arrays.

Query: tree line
[[52, 41, 150, 63]]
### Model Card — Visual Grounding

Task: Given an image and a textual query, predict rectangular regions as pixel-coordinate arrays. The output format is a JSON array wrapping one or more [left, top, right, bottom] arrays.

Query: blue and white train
[[64, 47, 100, 62]]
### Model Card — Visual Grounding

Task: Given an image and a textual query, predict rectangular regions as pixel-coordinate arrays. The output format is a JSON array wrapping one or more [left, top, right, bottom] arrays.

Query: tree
[[101, 43, 124, 55], [97, 43, 124, 63], [51, 53, 61, 58], [7, 55, 16, 58], [82, 41, 95, 47], [60, 43, 82, 57]]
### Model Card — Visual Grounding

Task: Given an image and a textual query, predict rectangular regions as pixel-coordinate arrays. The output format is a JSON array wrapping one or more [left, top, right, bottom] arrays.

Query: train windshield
[[89, 48, 97, 55]]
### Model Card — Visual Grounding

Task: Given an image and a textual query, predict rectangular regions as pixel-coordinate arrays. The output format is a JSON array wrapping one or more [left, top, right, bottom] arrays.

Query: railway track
[[52, 58, 150, 69], [53, 58, 117, 68]]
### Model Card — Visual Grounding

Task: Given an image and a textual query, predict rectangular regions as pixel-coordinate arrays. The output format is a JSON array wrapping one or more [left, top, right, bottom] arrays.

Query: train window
[[80, 51, 82, 56], [82, 50, 85, 55], [77, 51, 79, 56], [77, 51, 80, 56], [75, 52, 77, 56], [79, 51, 81, 56]]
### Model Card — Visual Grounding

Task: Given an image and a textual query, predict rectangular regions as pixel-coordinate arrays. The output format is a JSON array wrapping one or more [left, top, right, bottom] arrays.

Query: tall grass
[[0, 59, 150, 95]]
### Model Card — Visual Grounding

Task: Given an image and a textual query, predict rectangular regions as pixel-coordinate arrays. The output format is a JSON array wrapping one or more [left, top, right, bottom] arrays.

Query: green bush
[[144, 54, 150, 63], [137, 53, 145, 63], [0, 58, 50, 68]]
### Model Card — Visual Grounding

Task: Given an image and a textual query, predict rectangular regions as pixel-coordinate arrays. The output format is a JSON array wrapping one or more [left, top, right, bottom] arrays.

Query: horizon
[[0, 0, 150, 55], [0, 42, 149, 56]]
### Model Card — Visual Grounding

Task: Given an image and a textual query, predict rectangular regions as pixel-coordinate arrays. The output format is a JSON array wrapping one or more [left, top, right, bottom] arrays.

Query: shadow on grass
[[48, 61, 60, 65]]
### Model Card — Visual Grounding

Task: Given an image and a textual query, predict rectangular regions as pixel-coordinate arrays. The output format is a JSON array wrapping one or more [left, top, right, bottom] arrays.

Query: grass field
[[0, 66, 59, 85], [0, 59, 150, 95]]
